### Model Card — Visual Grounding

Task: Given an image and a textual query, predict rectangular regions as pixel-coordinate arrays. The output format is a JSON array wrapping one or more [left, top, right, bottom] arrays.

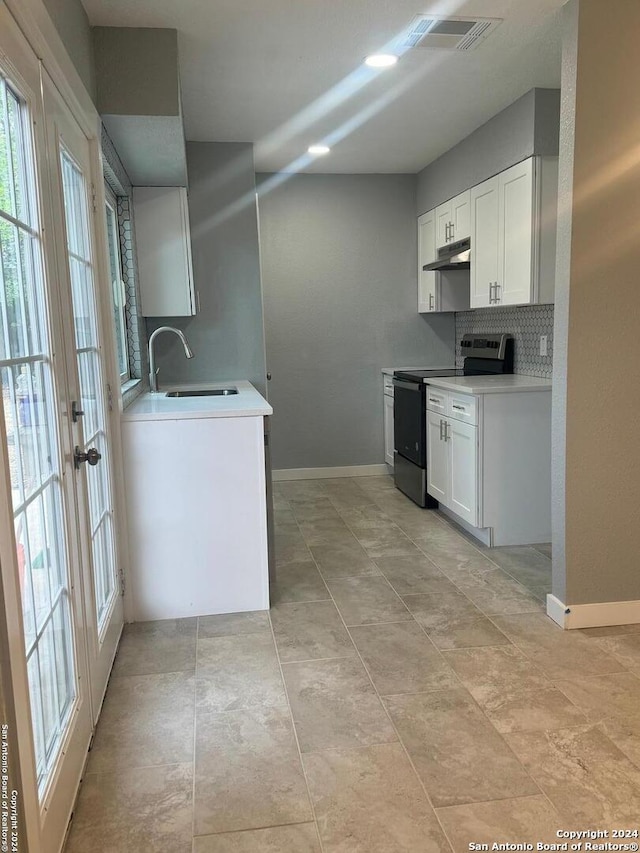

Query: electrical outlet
[[540, 335, 548, 357]]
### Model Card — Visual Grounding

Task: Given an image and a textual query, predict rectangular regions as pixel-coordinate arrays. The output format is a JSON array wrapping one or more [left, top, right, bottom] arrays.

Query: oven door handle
[[392, 379, 424, 392]]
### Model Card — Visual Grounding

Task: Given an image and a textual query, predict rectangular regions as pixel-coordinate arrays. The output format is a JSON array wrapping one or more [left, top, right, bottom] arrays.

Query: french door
[[43, 74, 123, 723], [0, 9, 123, 853]]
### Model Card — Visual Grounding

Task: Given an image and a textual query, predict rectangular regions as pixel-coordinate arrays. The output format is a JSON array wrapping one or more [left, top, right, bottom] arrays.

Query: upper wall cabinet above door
[[435, 190, 471, 248], [133, 187, 197, 317], [470, 157, 558, 309]]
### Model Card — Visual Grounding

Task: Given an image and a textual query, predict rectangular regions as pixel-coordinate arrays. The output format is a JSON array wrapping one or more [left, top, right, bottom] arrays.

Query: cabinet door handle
[[494, 282, 501, 304], [429, 397, 440, 404], [444, 421, 450, 442], [450, 221, 454, 240], [429, 292, 434, 311], [452, 404, 465, 411], [439, 419, 444, 441], [489, 282, 495, 304]]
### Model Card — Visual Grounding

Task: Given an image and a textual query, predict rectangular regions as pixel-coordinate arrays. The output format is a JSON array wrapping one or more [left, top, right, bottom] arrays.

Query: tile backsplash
[[455, 304, 554, 378]]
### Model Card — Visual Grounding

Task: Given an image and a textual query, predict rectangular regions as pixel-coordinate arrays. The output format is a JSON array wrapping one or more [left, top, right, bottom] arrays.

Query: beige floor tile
[[580, 623, 640, 639], [353, 526, 423, 559], [351, 621, 458, 695], [194, 707, 312, 835], [485, 546, 552, 594], [506, 724, 640, 825], [403, 590, 511, 650], [597, 634, 640, 673], [355, 475, 396, 492], [443, 645, 586, 733], [453, 569, 543, 616], [304, 743, 450, 853], [193, 824, 321, 852], [198, 610, 270, 638], [437, 795, 561, 853], [310, 541, 380, 579], [278, 481, 328, 501], [283, 657, 397, 752], [384, 689, 537, 807], [196, 633, 286, 711], [493, 613, 625, 679], [557, 672, 640, 766], [276, 531, 312, 565], [376, 554, 458, 596], [270, 560, 330, 604], [88, 671, 195, 773], [65, 764, 193, 853], [271, 600, 356, 662], [411, 529, 495, 579], [298, 517, 355, 544], [290, 497, 342, 522], [533, 543, 552, 559], [338, 504, 397, 529], [111, 618, 197, 677], [327, 576, 412, 626]]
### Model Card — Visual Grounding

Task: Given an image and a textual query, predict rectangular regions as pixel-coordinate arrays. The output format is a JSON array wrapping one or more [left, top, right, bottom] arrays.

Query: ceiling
[[81, 0, 566, 174]]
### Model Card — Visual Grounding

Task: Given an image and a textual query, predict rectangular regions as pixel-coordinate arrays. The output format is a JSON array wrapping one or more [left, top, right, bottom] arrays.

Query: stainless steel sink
[[165, 388, 238, 398]]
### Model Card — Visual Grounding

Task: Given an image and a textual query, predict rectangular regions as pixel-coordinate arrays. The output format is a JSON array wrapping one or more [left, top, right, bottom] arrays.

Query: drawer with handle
[[448, 393, 478, 425], [426, 388, 447, 414]]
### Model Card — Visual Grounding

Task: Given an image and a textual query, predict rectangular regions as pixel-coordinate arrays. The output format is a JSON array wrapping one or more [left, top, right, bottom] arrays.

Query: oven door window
[[393, 383, 426, 467]]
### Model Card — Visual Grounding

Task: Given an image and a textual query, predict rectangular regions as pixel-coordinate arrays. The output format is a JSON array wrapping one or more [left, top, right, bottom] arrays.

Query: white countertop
[[381, 365, 454, 376], [423, 374, 552, 394], [122, 380, 272, 422]]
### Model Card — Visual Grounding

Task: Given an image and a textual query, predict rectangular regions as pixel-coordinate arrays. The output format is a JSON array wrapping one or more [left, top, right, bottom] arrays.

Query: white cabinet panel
[[384, 393, 394, 467], [427, 410, 448, 503], [123, 415, 269, 619], [134, 186, 196, 317], [448, 418, 478, 526], [436, 201, 452, 248], [418, 210, 438, 312], [499, 158, 534, 305], [451, 190, 471, 241], [470, 176, 499, 308]]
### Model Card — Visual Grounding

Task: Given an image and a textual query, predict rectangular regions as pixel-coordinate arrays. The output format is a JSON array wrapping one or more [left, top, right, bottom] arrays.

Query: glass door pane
[[0, 70, 77, 795], [59, 149, 118, 631]]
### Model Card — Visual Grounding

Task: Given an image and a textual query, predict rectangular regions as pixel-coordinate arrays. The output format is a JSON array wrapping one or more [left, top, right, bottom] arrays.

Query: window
[[104, 185, 129, 381]]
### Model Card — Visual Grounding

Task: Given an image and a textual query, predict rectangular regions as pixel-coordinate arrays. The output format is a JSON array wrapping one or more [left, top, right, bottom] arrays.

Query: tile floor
[[65, 475, 640, 852]]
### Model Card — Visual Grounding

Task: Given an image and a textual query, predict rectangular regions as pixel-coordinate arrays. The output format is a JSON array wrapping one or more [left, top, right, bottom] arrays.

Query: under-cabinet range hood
[[423, 237, 471, 271]]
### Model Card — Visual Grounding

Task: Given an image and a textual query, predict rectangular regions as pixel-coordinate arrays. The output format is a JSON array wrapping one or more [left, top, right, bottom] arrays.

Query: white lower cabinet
[[426, 385, 552, 545], [427, 405, 477, 525], [448, 418, 477, 525], [426, 409, 448, 503]]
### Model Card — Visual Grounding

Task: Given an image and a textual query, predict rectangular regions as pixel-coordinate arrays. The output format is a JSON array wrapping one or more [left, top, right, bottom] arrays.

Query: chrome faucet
[[148, 326, 194, 393]]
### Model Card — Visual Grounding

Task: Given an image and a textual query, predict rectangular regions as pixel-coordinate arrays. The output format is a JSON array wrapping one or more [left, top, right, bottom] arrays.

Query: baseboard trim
[[546, 593, 640, 630], [273, 464, 388, 482]]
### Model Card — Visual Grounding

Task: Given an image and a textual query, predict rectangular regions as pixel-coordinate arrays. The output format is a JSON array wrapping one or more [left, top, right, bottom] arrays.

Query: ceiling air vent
[[404, 16, 502, 51]]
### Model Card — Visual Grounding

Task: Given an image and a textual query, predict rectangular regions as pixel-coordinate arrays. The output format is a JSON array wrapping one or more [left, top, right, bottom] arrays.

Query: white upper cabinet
[[417, 209, 438, 312], [133, 186, 197, 317], [418, 208, 470, 313], [435, 189, 471, 247], [470, 176, 500, 308], [470, 156, 558, 308]]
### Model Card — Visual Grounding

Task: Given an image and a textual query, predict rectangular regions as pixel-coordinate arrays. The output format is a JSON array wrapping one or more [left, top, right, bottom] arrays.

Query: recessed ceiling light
[[308, 145, 330, 156], [364, 54, 398, 68]]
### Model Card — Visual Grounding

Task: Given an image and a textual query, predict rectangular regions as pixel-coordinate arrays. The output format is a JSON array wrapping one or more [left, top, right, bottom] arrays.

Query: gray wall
[[93, 28, 180, 117], [552, 0, 640, 606], [146, 142, 266, 394], [416, 88, 560, 215], [42, 0, 96, 101], [257, 173, 455, 471]]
